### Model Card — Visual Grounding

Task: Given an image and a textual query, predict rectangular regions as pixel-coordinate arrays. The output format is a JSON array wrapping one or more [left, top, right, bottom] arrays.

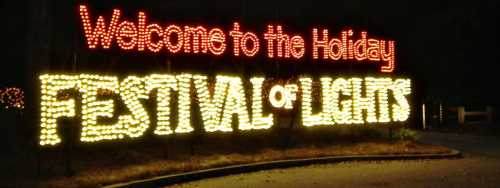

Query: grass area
[[4, 126, 451, 187]]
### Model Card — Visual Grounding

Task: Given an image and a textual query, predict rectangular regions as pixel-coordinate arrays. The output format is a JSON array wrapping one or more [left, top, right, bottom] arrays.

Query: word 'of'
[[269, 84, 298, 109]]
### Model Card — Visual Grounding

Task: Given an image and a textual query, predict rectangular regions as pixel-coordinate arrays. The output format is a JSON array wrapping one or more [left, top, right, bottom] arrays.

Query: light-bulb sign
[[78, 5, 395, 72], [38, 5, 412, 146]]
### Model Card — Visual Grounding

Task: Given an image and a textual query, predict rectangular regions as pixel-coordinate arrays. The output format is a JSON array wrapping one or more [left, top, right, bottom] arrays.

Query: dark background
[[0, 0, 498, 181]]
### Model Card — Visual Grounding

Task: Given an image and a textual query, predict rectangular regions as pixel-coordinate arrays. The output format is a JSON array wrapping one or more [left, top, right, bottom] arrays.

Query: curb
[[104, 150, 462, 188]]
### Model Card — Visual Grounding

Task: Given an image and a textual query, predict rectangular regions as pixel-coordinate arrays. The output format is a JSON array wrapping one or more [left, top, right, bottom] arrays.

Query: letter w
[[79, 5, 121, 49]]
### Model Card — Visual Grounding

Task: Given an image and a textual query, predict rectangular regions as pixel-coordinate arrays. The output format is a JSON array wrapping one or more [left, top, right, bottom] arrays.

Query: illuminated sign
[[39, 74, 410, 146], [78, 5, 395, 72], [38, 5, 411, 146]]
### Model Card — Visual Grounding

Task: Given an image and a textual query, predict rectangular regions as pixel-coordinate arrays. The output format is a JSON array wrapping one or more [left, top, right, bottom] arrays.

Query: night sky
[[1, 0, 498, 106]]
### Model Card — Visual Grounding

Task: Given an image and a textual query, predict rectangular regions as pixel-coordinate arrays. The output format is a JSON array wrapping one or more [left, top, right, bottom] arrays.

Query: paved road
[[419, 131, 500, 157], [167, 132, 500, 188]]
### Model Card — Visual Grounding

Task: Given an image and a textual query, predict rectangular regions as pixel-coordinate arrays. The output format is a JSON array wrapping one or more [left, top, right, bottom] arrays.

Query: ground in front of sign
[[7, 126, 452, 188]]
